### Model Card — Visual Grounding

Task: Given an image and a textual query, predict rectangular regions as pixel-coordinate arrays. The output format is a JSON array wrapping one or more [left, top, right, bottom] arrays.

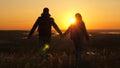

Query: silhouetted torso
[[28, 8, 62, 41], [37, 17, 53, 38], [68, 22, 88, 41], [28, 14, 62, 42]]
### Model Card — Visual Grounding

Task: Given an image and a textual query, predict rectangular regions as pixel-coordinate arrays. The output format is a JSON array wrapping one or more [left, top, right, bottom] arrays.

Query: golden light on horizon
[[69, 18, 76, 25], [60, 12, 76, 29], [0, 0, 120, 30]]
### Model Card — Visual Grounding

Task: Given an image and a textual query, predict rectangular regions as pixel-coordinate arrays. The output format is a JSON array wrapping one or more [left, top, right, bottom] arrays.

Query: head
[[43, 8, 49, 14], [41, 7, 50, 17], [75, 13, 82, 22]]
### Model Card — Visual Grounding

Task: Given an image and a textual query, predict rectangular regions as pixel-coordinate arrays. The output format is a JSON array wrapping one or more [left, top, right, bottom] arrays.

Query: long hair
[[75, 13, 83, 23]]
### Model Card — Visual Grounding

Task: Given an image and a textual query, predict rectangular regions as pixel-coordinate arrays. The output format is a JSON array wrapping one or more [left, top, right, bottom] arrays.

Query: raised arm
[[28, 18, 39, 39]]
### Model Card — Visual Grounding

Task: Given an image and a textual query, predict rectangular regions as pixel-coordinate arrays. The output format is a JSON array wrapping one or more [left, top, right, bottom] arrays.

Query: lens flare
[[45, 44, 49, 49], [42, 44, 49, 51]]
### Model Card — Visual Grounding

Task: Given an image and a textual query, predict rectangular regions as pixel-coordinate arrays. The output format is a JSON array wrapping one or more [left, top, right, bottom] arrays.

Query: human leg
[[74, 40, 83, 68]]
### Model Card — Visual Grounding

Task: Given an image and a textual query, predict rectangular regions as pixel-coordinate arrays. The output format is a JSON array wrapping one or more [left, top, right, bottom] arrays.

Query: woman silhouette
[[63, 13, 89, 67]]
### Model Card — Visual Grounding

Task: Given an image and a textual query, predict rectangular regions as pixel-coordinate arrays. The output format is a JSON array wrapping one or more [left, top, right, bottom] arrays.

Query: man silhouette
[[28, 8, 62, 58]]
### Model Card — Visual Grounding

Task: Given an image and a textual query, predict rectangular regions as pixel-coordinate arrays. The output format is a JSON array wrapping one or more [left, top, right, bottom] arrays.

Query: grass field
[[0, 30, 120, 68]]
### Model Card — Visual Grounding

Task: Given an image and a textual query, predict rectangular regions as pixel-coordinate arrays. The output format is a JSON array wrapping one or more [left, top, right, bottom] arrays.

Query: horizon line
[[0, 29, 120, 31]]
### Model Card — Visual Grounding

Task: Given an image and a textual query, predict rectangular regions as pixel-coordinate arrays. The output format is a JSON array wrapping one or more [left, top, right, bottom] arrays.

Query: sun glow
[[69, 18, 75, 24]]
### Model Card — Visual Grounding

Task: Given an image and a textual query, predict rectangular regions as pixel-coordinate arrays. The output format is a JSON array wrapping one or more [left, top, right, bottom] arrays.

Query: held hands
[[59, 33, 66, 38]]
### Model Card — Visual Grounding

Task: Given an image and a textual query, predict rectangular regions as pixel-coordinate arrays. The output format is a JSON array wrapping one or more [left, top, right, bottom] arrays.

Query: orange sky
[[0, 0, 120, 30]]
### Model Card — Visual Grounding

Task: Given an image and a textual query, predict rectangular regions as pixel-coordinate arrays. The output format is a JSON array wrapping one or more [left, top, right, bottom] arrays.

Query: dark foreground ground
[[0, 30, 120, 68]]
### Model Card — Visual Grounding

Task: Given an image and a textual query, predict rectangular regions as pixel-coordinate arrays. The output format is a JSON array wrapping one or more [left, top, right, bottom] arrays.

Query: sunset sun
[[69, 18, 75, 24]]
